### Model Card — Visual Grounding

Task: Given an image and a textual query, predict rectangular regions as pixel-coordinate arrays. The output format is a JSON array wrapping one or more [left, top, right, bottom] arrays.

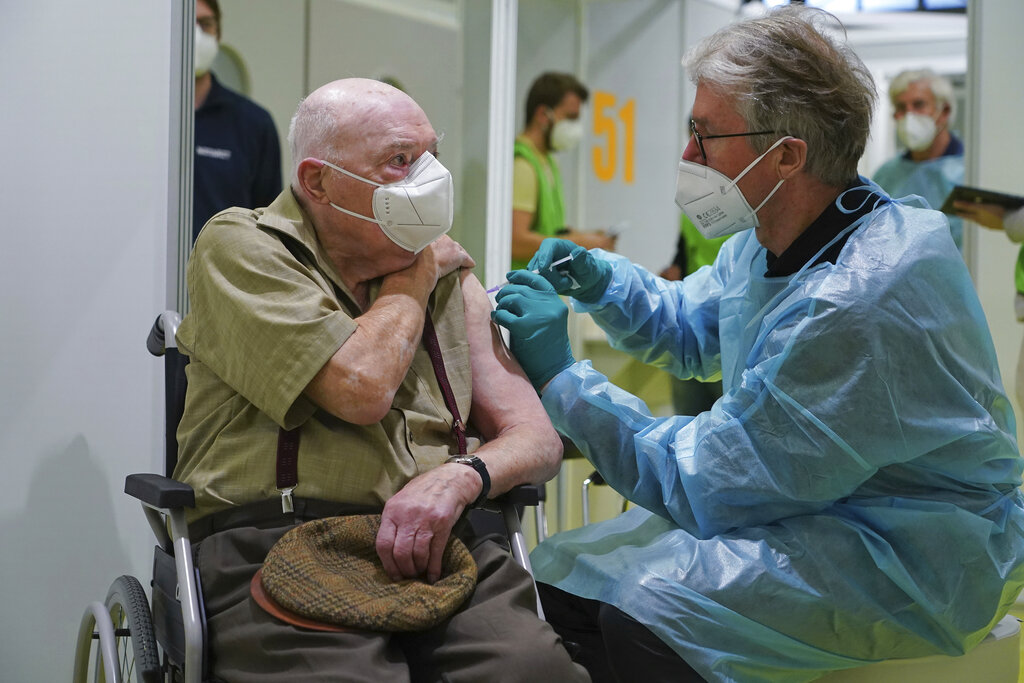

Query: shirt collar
[[256, 189, 360, 305], [197, 73, 230, 112], [765, 177, 886, 277]]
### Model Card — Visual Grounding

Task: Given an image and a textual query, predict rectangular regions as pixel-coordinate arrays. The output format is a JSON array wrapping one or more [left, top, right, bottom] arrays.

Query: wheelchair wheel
[[106, 575, 162, 682], [74, 575, 162, 683]]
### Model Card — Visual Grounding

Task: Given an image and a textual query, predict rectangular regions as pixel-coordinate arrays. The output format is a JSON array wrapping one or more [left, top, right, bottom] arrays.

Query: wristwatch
[[446, 455, 491, 508]]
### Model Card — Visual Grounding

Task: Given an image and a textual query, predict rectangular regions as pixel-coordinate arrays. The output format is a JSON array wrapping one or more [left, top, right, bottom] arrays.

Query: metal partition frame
[[168, 0, 194, 314], [484, 0, 518, 289]]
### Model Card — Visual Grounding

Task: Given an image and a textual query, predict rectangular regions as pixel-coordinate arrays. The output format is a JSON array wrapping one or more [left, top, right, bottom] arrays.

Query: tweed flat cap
[[255, 514, 477, 632]]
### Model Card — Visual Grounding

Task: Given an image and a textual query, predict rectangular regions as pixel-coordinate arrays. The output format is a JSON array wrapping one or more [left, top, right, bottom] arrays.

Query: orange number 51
[[592, 91, 635, 184]]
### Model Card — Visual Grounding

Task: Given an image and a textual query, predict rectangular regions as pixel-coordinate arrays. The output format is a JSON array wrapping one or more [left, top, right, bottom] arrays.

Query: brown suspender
[[275, 310, 465, 512], [276, 427, 300, 513], [421, 314, 468, 456]]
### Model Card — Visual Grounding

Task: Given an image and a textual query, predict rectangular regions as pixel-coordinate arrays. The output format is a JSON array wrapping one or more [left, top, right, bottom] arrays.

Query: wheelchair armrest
[[495, 483, 545, 507], [125, 473, 195, 509]]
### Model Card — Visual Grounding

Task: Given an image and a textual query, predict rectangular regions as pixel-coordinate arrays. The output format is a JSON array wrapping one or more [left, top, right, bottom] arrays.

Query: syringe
[[486, 255, 574, 294]]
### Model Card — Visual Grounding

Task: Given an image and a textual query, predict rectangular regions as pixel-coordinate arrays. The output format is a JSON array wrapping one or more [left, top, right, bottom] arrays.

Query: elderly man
[[493, 7, 1024, 683], [872, 68, 964, 250], [174, 78, 587, 682]]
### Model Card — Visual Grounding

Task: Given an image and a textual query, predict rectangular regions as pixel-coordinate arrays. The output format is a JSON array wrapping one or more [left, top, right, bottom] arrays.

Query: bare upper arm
[[459, 270, 550, 440]]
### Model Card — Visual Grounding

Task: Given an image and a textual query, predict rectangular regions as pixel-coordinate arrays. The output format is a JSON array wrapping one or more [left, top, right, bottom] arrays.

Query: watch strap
[[447, 455, 490, 508]]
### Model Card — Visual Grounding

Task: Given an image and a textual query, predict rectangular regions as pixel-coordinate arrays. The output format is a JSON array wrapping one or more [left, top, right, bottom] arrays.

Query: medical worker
[[492, 7, 1024, 683], [872, 68, 964, 251]]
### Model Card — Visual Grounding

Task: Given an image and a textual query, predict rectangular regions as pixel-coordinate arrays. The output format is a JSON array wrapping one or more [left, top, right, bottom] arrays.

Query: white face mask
[[896, 112, 938, 152], [550, 117, 584, 152], [194, 25, 219, 77], [320, 151, 454, 253], [674, 136, 790, 239]]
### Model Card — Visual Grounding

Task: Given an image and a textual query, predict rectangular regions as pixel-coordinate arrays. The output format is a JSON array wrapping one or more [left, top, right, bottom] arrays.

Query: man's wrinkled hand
[[387, 236, 475, 297], [376, 464, 479, 584], [424, 235, 475, 279]]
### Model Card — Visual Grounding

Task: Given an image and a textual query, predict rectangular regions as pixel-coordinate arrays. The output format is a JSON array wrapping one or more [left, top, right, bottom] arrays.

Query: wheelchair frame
[[73, 311, 543, 683]]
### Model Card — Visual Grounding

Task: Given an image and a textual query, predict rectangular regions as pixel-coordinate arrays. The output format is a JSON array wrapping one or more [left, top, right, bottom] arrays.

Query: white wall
[[968, 0, 1024, 446], [579, 0, 684, 272], [218, 0, 308, 184], [0, 1, 170, 679]]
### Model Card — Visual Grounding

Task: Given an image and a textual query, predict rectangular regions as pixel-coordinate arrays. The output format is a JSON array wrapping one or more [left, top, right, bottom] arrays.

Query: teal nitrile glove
[[527, 237, 613, 303], [491, 270, 575, 390]]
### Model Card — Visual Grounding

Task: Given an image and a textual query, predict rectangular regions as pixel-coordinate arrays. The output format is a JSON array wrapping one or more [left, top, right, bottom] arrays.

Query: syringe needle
[[486, 254, 575, 293]]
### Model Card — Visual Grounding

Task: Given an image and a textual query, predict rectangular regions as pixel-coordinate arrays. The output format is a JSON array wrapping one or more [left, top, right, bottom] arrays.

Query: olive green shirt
[[175, 190, 478, 523]]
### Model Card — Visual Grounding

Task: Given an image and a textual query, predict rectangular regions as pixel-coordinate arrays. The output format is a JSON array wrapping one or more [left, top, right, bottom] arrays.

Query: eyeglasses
[[689, 119, 777, 162]]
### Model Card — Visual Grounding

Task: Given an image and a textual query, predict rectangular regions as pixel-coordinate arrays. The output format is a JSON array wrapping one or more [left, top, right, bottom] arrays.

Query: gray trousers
[[194, 522, 589, 683]]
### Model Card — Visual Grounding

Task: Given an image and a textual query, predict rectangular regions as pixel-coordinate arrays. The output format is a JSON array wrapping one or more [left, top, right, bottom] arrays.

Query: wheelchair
[[73, 311, 544, 683]]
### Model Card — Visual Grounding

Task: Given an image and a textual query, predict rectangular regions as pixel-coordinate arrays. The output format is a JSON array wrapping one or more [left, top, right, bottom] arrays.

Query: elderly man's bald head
[[288, 78, 434, 184]]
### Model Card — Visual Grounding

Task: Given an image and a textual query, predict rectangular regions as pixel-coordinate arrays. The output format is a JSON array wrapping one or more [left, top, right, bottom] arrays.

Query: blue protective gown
[[872, 151, 963, 250], [531, 193, 1024, 682]]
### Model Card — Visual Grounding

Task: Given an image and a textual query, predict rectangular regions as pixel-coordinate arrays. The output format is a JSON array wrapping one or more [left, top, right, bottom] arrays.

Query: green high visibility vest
[[513, 139, 565, 270], [1016, 246, 1024, 295], [680, 214, 728, 275]]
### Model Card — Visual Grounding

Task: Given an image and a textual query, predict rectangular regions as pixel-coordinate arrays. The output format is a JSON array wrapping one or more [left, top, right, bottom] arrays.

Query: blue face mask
[[320, 151, 454, 253]]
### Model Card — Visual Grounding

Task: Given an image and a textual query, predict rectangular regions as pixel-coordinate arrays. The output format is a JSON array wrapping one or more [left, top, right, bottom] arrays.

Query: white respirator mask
[[194, 25, 219, 77], [320, 151, 454, 253], [896, 112, 938, 152], [550, 118, 584, 152], [674, 136, 790, 239]]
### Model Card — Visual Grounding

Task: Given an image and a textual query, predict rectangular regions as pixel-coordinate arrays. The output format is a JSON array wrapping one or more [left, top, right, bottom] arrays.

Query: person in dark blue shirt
[[193, 0, 281, 244]]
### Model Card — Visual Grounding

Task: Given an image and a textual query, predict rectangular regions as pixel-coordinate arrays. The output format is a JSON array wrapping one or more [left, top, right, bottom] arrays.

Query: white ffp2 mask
[[896, 113, 938, 152], [320, 151, 454, 253], [194, 25, 218, 77], [674, 137, 790, 239], [550, 118, 584, 152]]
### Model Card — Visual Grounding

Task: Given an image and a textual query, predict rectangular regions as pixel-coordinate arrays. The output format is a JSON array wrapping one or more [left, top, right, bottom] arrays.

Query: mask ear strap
[[726, 136, 793, 192], [329, 202, 381, 226], [753, 178, 785, 214], [319, 159, 383, 188]]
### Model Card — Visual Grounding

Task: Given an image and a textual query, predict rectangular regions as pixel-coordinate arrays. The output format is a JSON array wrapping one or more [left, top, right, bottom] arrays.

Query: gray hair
[[682, 6, 876, 187], [287, 95, 343, 184], [889, 68, 956, 126]]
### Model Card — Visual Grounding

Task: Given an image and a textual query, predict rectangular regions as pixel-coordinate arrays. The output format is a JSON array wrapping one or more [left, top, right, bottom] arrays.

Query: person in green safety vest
[[512, 72, 616, 270], [952, 199, 1024, 409]]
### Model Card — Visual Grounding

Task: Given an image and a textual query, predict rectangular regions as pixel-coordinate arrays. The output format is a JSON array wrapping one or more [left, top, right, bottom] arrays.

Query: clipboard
[[940, 185, 1024, 215]]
